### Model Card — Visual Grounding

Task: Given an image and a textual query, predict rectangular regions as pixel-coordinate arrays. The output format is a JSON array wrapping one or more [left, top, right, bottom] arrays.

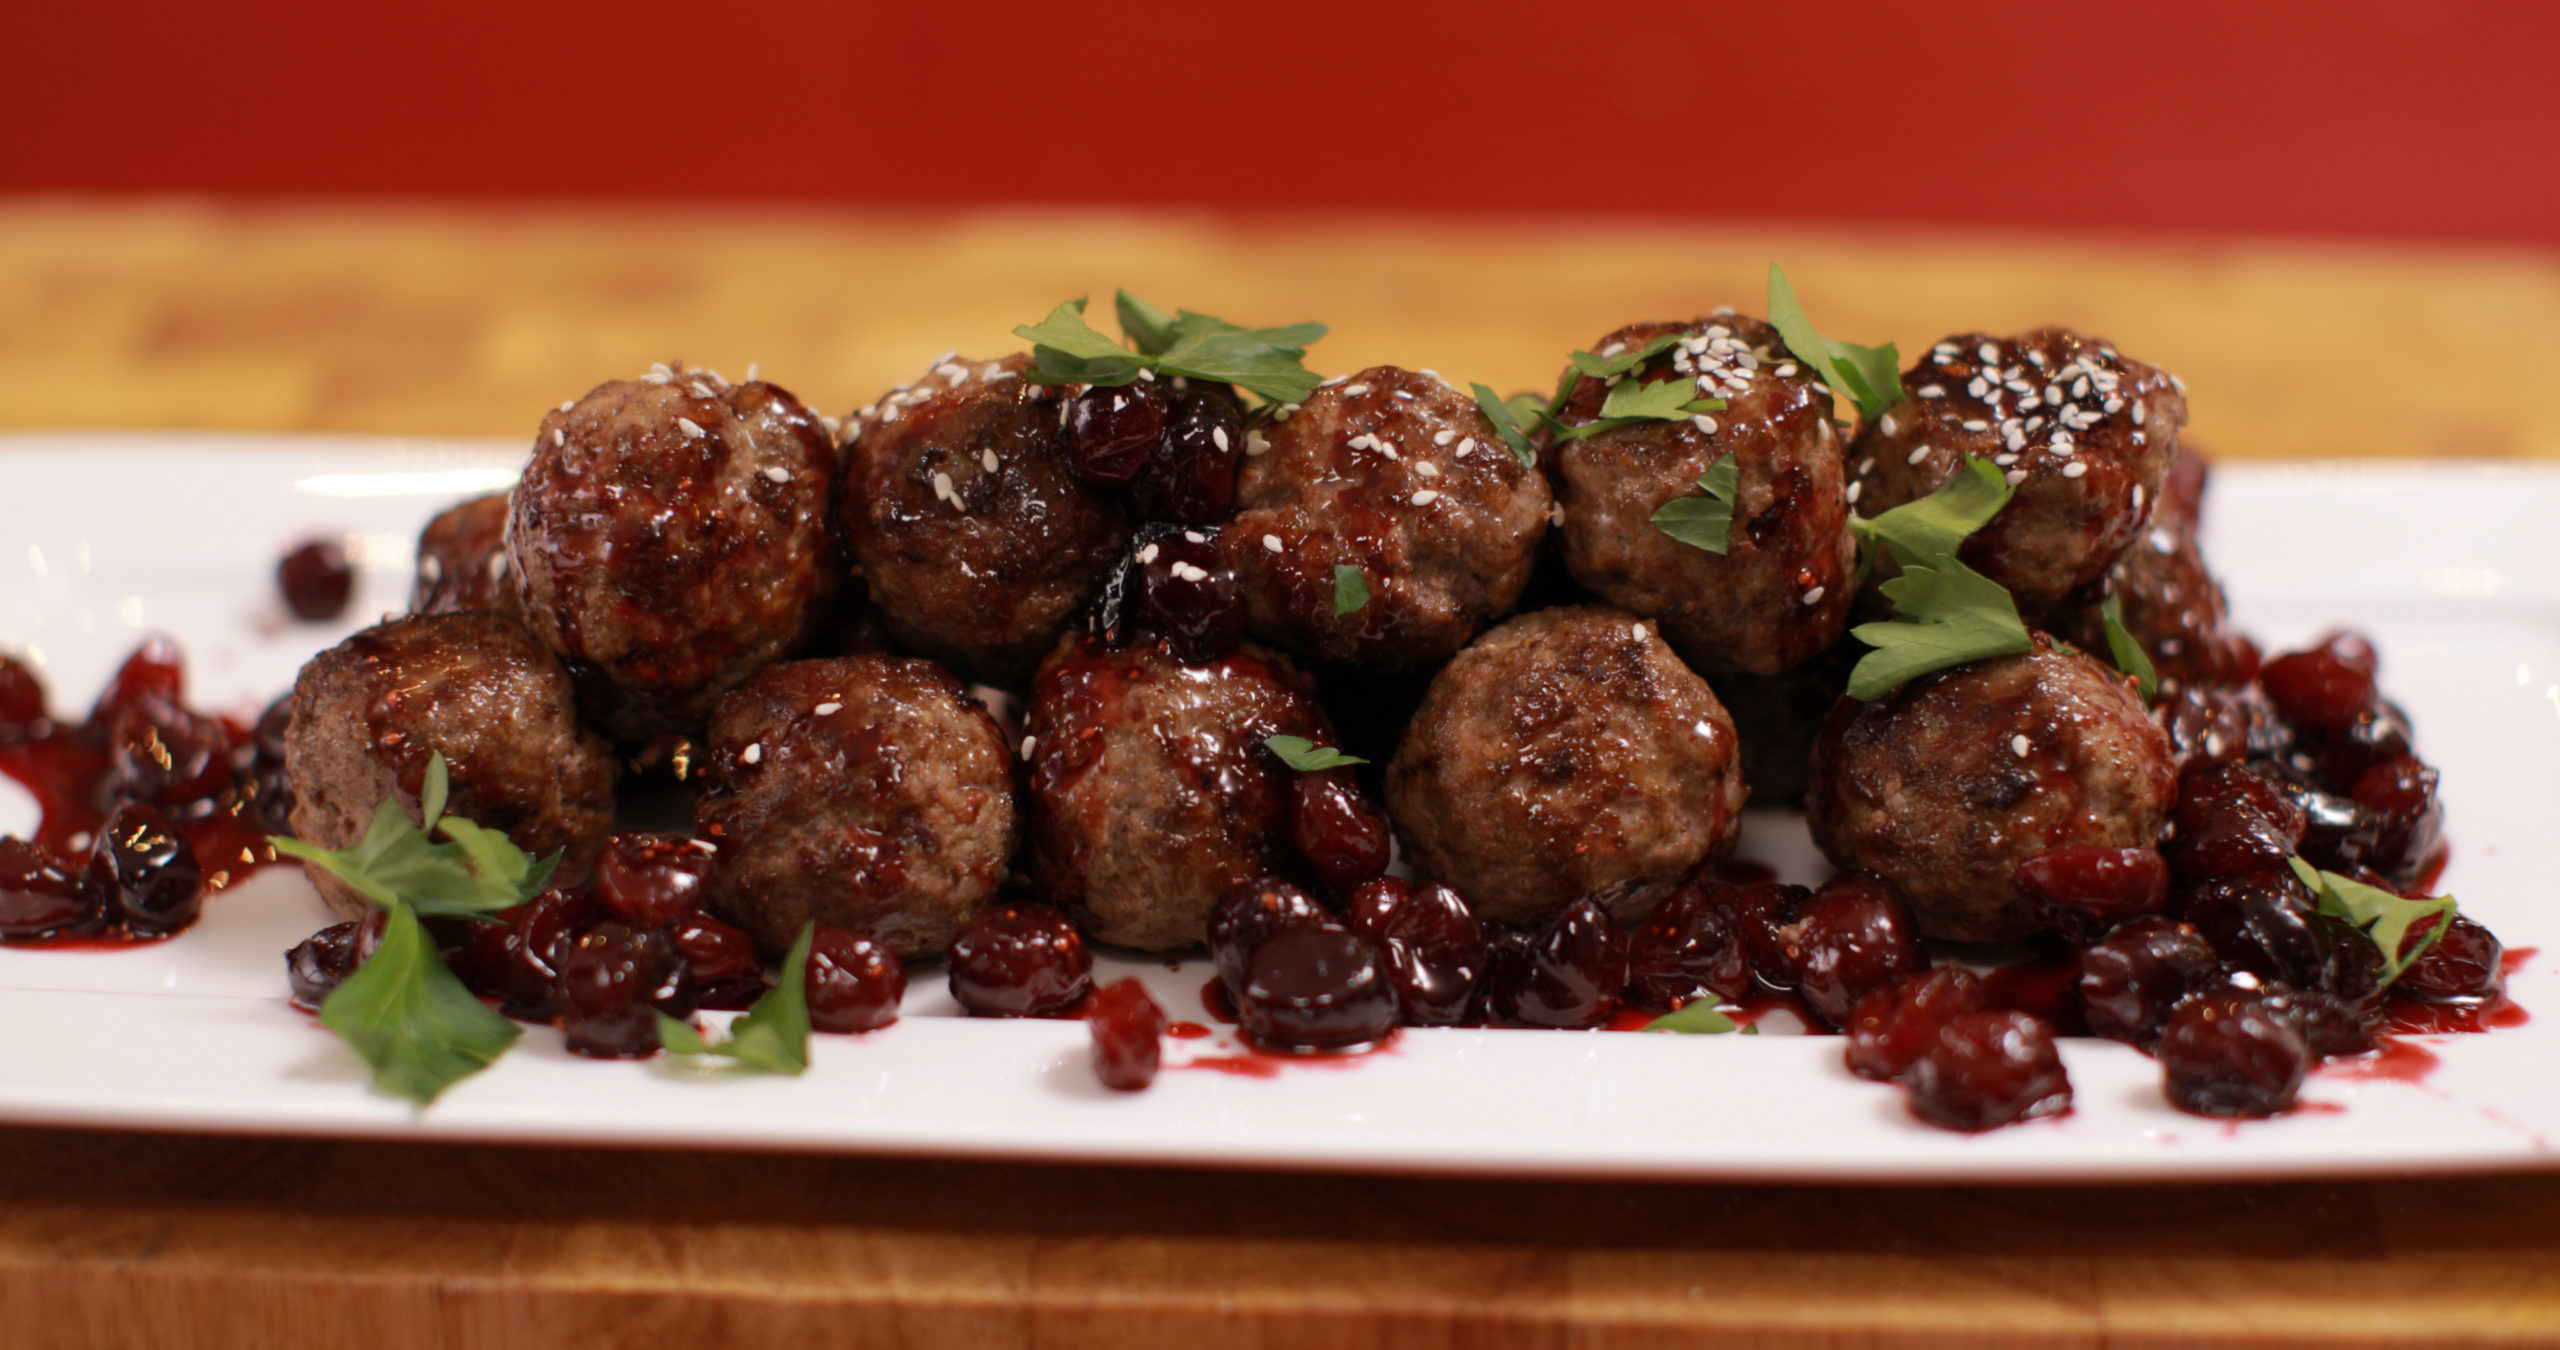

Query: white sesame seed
[[1775, 363, 1798, 377], [1342, 383, 1369, 396], [1135, 367, 1156, 382], [420, 555, 443, 584], [2133, 485, 2146, 511], [1857, 457, 1875, 474], [1410, 489, 1439, 506], [1961, 419, 1989, 432], [2169, 373, 2187, 393], [1908, 447, 1932, 465], [984, 369, 1017, 383], [982, 449, 1000, 472], [1801, 586, 1826, 606], [2062, 461, 2089, 478], [1918, 385, 1945, 399], [1879, 414, 1898, 437], [1262, 534, 1284, 553], [1691, 414, 1718, 435], [2010, 734, 2031, 758], [2132, 401, 2147, 425], [1320, 375, 1345, 387], [1211, 426, 1230, 453], [489, 553, 507, 580], [745, 363, 759, 382], [2102, 397, 2124, 415], [559, 400, 577, 413], [1994, 453, 2018, 466], [1434, 429, 1456, 446], [1020, 735, 1037, 758], [2133, 430, 2147, 444], [932, 471, 954, 501], [553, 428, 565, 447], [1244, 430, 1270, 457], [1968, 377, 1989, 398], [1169, 561, 1209, 582], [1977, 343, 1999, 364], [763, 466, 792, 483], [2006, 468, 2028, 485], [673, 417, 705, 439], [1416, 461, 1440, 477], [690, 381, 715, 399], [814, 702, 842, 716], [742, 743, 763, 765], [1455, 437, 1477, 458], [1137, 543, 1159, 563], [1630, 623, 1648, 642]]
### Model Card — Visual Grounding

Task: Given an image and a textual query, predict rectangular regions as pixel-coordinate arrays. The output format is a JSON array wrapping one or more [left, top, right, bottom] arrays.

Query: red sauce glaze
[[1166, 1020, 1211, 1040], [1978, 949, 2088, 1035], [2321, 1036, 2441, 1083], [1176, 1029, 1398, 1077], [1200, 976, 1239, 1025], [2383, 995, 2528, 1036]]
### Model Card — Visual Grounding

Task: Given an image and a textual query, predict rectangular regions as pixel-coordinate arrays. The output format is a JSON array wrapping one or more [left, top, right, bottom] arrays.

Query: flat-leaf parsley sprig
[[657, 922, 817, 1075], [1014, 290, 1328, 405], [1843, 456, 2035, 700], [2287, 857, 2460, 985], [1765, 264, 1905, 422]]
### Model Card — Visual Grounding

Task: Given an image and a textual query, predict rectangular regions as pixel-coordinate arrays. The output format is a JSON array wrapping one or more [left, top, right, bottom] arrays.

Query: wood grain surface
[[3, 200, 2559, 1348]]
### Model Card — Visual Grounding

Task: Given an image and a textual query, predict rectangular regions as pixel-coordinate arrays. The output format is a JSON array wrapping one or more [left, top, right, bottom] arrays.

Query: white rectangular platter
[[1, 432, 2555, 1182]]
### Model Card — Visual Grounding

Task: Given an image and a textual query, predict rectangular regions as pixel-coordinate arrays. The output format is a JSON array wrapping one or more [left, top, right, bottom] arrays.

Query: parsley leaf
[[270, 754, 558, 920], [2099, 593, 2160, 700], [1014, 297, 1327, 404], [1264, 735, 1369, 771], [1651, 453, 1740, 555], [1546, 373, 1727, 444], [2287, 858, 2459, 985], [1013, 299, 1152, 387], [1333, 563, 1369, 616], [658, 922, 816, 1075], [1843, 456, 2035, 700], [1765, 264, 1905, 421], [319, 898, 520, 1105], [1471, 382, 1540, 469], [1115, 289, 1180, 357], [1851, 454, 2012, 563], [1567, 332, 1684, 383], [1645, 1001, 1743, 1034]]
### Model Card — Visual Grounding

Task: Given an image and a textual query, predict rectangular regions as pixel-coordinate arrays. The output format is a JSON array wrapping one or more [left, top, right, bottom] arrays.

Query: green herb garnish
[[2287, 857, 2459, 985], [1651, 453, 1741, 555], [1333, 563, 1369, 616], [1843, 456, 2035, 700], [2098, 593, 2160, 700], [1765, 264, 1904, 421], [1264, 735, 1369, 771], [1645, 1001, 1749, 1034], [657, 922, 816, 1075], [1014, 291, 1328, 404], [1471, 382, 1540, 469], [1567, 332, 1685, 383], [1546, 376, 1728, 444]]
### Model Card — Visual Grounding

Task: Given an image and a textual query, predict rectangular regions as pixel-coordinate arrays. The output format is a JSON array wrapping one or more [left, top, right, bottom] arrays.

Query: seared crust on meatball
[[1385, 606, 1748, 927], [411, 493, 517, 619], [509, 364, 839, 740], [1848, 329, 2187, 622], [1806, 639, 2177, 943], [2064, 449, 2245, 695], [285, 611, 616, 921], [1022, 632, 1331, 951], [694, 657, 1016, 959], [841, 353, 1129, 687], [1219, 365, 1551, 672], [1553, 316, 1855, 676]]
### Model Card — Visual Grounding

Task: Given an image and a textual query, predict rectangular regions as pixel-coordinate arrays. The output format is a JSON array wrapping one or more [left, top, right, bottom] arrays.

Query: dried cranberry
[[1136, 529, 1243, 663], [91, 637, 185, 728], [805, 926, 904, 1033], [1496, 896, 1628, 1030], [2015, 846, 2168, 945], [2260, 635, 2377, 730], [554, 921, 692, 1058], [1844, 966, 1987, 1082], [2352, 755, 2442, 883], [2157, 685, 2264, 767], [1902, 1010, 2072, 1132], [1207, 877, 1334, 999], [2177, 868, 2334, 992], [1340, 876, 1412, 943], [0, 836, 98, 937], [278, 537, 355, 622], [592, 831, 717, 930], [494, 888, 603, 1021], [2309, 700, 2415, 790], [2254, 983, 2380, 1060], [1132, 388, 1241, 525], [2167, 761, 2305, 883], [1475, 926, 1534, 1022], [671, 914, 766, 1010], [1625, 877, 1754, 1010], [2077, 918, 2218, 1047], [1064, 380, 1168, 487], [0, 654, 48, 733], [948, 902, 1091, 1018], [1290, 771, 1391, 890], [1087, 977, 1169, 1090], [107, 705, 235, 808], [1239, 926, 1397, 1053], [1791, 872, 1928, 1031], [2398, 912, 2503, 1005], [1737, 881, 1813, 994], [86, 802, 201, 935], [2157, 991, 2310, 1118], [1380, 881, 1487, 1025], [286, 920, 369, 1012]]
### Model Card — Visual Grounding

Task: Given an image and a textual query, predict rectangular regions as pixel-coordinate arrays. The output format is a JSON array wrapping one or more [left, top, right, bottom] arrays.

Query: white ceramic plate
[[1, 432, 2555, 1182]]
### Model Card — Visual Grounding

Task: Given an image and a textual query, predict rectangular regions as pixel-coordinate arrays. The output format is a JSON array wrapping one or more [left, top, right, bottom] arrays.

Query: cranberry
[[1132, 388, 1241, 525], [493, 888, 603, 1020], [948, 902, 1091, 1018], [2157, 685, 2263, 767], [2167, 762, 2305, 883], [1475, 926, 1534, 1021], [286, 920, 369, 1012], [2014, 847, 2168, 945], [1626, 878, 1754, 1010], [592, 831, 717, 930], [1844, 966, 1987, 1082], [2398, 913, 2503, 1005], [1238, 926, 1397, 1053], [86, 802, 201, 935], [90, 637, 185, 727], [1738, 881, 1813, 994], [2260, 635, 2378, 730], [2275, 771, 2379, 875], [1340, 876, 1412, 943], [2177, 868, 2334, 992], [2077, 918, 2219, 1047], [1064, 380, 1168, 487], [1495, 896, 1628, 1030], [2254, 983, 2380, 1060], [1290, 771, 1391, 889], [1380, 881, 1487, 1025], [554, 922, 693, 1059], [2310, 700, 2414, 791], [1207, 877, 1334, 999], [2157, 991, 2310, 1118], [671, 914, 766, 1010], [1902, 1010, 2073, 1132], [0, 653, 48, 732], [1136, 529, 1243, 663], [1791, 872, 1928, 1031], [278, 537, 355, 621], [805, 926, 905, 1033], [107, 705, 235, 808], [0, 836, 98, 937], [2352, 755, 2442, 883], [1087, 977, 1169, 1090]]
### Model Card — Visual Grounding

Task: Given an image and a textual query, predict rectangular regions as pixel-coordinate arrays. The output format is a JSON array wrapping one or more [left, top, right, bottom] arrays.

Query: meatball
[[694, 656, 1016, 958], [1848, 329, 2187, 622], [1552, 315, 1856, 676], [1218, 365, 1551, 672], [410, 493, 516, 619], [2064, 449, 2247, 695], [1806, 639, 2177, 943], [1385, 606, 1747, 927], [1707, 637, 1861, 806], [1022, 631, 1331, 951], [284, 611, 616, 921], [509, 363, 838, 740], [840, 353, 1129, 687]]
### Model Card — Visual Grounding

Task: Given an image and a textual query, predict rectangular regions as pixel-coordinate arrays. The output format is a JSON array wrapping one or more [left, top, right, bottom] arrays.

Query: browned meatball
[[694, 656, 1016, 958], [1385, 606, 1747, 927], [509, 363, 839, 740], [410, 493, 517, 619], [2063, 448, 2247, 696], [1553, 315, 1856, 677], [840, 353, 1129, 687], [1848, 329, 2187, 622], [284, 611, 616, 921], [1218, 365, 1551, 672], [1806, 639, 2176, 943], [1021, 632, 1331, 951]]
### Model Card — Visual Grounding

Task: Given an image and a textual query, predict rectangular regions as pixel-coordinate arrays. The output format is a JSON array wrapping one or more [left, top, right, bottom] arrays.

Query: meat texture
[[2063, 448, 2247, 696], [410, 493, 517, 619]]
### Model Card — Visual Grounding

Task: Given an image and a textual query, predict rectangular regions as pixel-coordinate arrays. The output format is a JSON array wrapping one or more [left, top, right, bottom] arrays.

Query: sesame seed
[[1857, 457, 1875, 474], [1183, 530, 1207, 544], [2062, 461, 2088, 478], [1802, 586, 1826, 606], [690, 381, 716, 399], [1170, 561, 1209, 582], [559, 400, 577, 413], [553, 429, 565, 447], [1416, 461, 1440, 477], [676, 417, 706, 438], [2006, 468, 2028, 485], [1342, 383, 1369, 396], [1434, 429, 1456, 446], [1908, 447, 1932, 465], [1967, 377, 1989, 398], [1410, 489, 1439, 506], [763, 466, 792, 483], [1455, 437, 1476, 458], [1212, 426, 1230, 452], [1262, 534, 1284, 553], [1879, 414, 1898, 437], [742, 743, 763, 765], [1630, 623, 1648, 641], [2010, 734, 2031, 758], [746, 363, 760, 382], [932, 471, 954, 502], [2169, 373, 2187, 393], [1776, 363, 1798, 377], [1961, 419, 1989, 432], [1691, 414, 1718, 435], [1020, 735, 1037, 758], [1320, 375, 1345, 387], [2133, 430, 2147, 444], [1137, 543, 1159, 564], [1846, 481, 1863, 505], [1244, 430, 1270, 457], [1135, 367, 1156, 382], [1994, 453, 2017, 466], [420, 555, 443, 583], [1918, 385, 1945, 398], [982, 449, 1000, 472], [488, 553, 507, 580], [2132, 485, 2146, 511], [2131, 401, 2147, 426], [1977, 343, 1999, 364], [814, 702, 842, 716]]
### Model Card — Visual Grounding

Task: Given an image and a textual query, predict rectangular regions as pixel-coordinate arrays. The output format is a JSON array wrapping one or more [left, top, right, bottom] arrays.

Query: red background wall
[[13, 0, 2557, 244]]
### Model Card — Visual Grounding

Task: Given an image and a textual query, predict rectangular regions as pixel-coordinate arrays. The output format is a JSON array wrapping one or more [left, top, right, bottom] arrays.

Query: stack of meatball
[[276, 314, 2493, 1123]]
